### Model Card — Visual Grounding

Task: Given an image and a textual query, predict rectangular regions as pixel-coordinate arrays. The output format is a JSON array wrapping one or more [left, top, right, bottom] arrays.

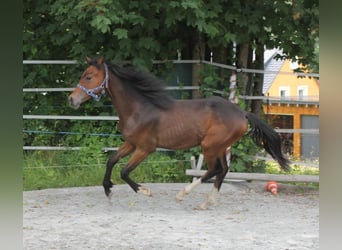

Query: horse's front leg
[[103, 141, 135, 198], [120, 148, 153, 196]]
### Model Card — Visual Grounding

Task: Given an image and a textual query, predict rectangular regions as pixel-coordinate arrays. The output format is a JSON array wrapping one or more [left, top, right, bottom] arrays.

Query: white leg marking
[[175, 178, 202, 201], [137, 185, 152, 197], [197, 187, 219, 210]]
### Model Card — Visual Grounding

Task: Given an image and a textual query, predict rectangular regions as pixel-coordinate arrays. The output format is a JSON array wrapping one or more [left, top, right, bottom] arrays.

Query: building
[[262, 49, 319, 159]]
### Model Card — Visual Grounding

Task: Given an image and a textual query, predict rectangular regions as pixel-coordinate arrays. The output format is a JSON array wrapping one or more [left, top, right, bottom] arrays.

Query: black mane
[[106, 62, 175, 110]]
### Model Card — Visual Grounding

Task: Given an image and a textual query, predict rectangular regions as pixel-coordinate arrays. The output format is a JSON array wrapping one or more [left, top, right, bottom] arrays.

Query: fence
[[23, 60, 319, 176], [187, 154, 319, 183]]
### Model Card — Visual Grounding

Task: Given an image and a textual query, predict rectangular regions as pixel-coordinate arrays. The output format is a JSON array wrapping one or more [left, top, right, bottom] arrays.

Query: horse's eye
[[86, 76, 92, 80]]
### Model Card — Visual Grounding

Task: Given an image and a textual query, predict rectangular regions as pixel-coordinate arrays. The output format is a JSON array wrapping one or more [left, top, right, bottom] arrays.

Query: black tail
[[245, 112, 290, 171]]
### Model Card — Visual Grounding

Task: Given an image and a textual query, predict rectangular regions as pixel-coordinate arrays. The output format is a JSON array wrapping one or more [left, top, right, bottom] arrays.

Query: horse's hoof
[[137, 186, 152, 196], [175, 190, 186, 202], [175, 197, 183, 203], [195, 199, 215, 210], [103, 180, 114, 198], [175, 194, 184, 202], [104, 185, 113, 198], [194, 203, 210, 210], [104, 189, 112, 198]]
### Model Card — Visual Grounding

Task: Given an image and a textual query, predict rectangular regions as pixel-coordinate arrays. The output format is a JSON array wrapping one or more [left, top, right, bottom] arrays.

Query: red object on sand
[[265, 181, 278, 195]]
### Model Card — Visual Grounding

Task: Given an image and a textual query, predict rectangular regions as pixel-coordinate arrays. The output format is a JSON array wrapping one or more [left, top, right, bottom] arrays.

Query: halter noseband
[[77, 63, 109, 102]]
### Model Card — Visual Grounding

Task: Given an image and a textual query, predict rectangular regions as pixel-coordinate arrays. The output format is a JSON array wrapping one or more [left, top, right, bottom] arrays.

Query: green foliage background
[[23, 0, 319, 190]]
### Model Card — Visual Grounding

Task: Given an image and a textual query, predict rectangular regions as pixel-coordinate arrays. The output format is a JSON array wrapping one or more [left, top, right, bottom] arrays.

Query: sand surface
[[23, 181, 319, 250]]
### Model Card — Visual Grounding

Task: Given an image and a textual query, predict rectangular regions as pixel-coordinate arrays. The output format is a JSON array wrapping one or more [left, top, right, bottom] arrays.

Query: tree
[[23, 0, 319, 147], [24, 0, 318, 71], [212, 0, 319, 114]]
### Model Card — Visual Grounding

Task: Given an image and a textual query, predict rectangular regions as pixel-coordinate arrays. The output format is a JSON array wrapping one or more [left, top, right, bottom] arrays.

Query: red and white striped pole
[[226, 71, 238, 169], [229, 72, 238, 104]]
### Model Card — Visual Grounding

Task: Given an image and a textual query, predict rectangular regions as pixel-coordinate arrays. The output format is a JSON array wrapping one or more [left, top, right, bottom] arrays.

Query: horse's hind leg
[[103, 141, 135, 197], [175, 156, 221, 203], [198, 152, 229, 210], [175, 177, 202, 202]]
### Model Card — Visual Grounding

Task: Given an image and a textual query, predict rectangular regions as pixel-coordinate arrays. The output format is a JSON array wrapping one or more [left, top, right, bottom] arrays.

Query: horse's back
[[156, 96, 247, 150], [186, 96, 246, 121], [169, 96, 246, 126]]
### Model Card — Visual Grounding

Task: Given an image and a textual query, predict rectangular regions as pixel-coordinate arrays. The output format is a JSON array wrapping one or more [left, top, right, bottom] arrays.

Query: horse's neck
[[107, 74, 140, 121]]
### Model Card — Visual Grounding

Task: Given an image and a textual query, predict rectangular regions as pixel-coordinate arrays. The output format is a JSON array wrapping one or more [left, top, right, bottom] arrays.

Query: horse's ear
[[86, 56, 92, 65], [97, 56, 105, 65]]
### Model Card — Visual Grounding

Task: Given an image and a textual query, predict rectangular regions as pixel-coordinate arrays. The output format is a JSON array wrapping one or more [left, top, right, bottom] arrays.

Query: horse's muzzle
[[68, 95, 80, 110]]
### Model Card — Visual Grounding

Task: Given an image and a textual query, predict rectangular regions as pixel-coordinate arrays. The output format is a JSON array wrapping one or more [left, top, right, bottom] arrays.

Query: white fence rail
[[23, 86, 200, 93], [23, 59, 319, 78], [23, 60, 78, 64], [23, 60, 319, 171], [23, 146, 172, 152], [23, 115, 119, 121]]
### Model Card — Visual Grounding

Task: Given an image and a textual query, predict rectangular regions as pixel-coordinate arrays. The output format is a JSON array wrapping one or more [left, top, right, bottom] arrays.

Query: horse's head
[[68, 56, 108, 109]]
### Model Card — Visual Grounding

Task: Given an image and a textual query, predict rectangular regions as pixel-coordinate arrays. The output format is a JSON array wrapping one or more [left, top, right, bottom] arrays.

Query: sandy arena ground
[[23, 181, 319, 250]]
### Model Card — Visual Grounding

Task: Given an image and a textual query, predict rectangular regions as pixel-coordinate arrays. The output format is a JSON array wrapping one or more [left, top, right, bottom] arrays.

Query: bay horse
[[68, 57, 289, 209]]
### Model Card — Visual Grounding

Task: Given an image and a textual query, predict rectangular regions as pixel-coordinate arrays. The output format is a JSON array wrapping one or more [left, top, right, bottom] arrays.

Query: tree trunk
[[243, 46, 254, 109], [236, 42, 250, 97], [210, 44, 234, 92], [211, 44, 233, 65], [251, 39, 264, 116], [191, 32, 205, 98]]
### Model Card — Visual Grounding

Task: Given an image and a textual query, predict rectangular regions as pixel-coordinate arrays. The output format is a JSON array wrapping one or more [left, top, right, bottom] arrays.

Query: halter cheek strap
[[77, 63, 109, 102]]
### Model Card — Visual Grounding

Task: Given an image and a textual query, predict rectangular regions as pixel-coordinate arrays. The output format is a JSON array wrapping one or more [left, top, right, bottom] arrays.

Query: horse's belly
[[157, 126, 202, 150]]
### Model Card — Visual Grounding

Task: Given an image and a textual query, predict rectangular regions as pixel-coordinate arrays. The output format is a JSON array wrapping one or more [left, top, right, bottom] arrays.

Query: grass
[[23, 165, 105, 191], [23, 150, 319, 191], [23, 151, 192, 191], [265, 161, 319, 175], [264, 161, 319, 188]]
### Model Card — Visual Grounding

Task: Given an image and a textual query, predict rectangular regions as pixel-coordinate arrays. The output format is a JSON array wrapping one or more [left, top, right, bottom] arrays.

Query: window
[[298, 89, 304, 97], [279, 86, 290, 99], [298, 86, 308, 100]]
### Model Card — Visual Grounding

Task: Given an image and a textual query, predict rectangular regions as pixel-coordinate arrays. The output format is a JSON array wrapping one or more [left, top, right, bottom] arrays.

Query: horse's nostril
[[68, 96, 74, 105]]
